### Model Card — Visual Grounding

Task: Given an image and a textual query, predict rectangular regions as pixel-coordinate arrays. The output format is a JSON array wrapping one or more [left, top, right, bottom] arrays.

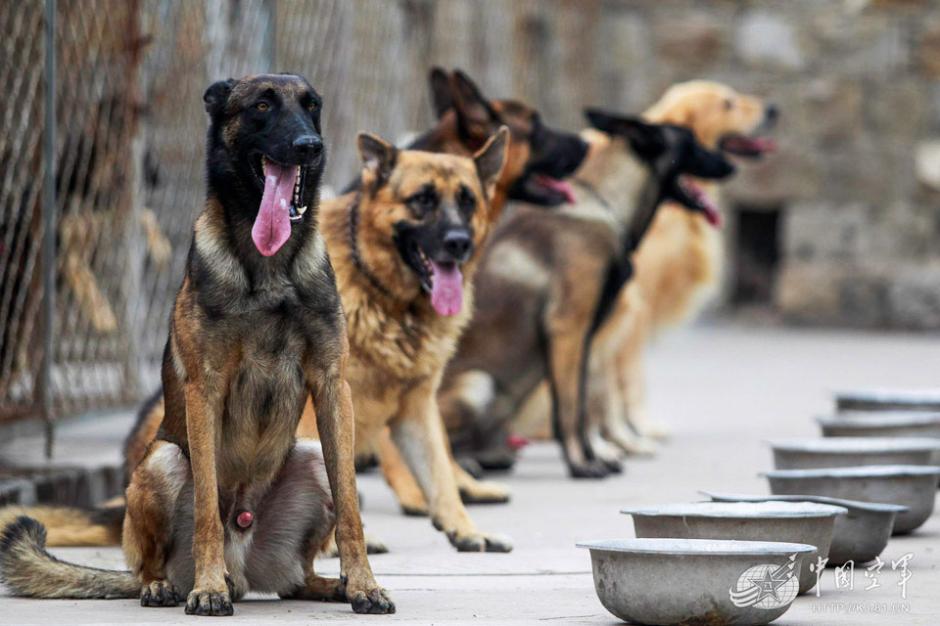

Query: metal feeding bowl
[[817, 413, 940, 444], [835, 388, 940, 413], [621, 501, 846, 594], [763, 465, 940, 534], [577, 538, 814, 626], [701, 491, 906, 565], [769, 437, 940, 470]]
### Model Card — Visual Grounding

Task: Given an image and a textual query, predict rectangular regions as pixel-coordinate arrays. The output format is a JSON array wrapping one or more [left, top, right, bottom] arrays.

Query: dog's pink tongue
[[535, 175, 577, 204], [429, 261, 464, 316], [252, 161, 296, 257]]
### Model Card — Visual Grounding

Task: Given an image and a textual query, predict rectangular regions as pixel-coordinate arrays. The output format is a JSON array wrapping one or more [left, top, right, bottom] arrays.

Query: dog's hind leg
[[123, 440, 188, 607], [453, 459, 510, 504], [240, 440, 345, 603], [402, 376, 511, 505], [390, 381, 512, 553], [623, 358, 670, 441], [617, 296, 670, 441], [378, 428, 429, 516], [584, 343, 626, 471], [545, 323, 609, 479], [601, 368, 658, 455]]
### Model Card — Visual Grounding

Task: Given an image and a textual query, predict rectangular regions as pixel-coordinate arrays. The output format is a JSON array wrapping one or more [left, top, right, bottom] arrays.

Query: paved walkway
[[2, 323, 939, 624]]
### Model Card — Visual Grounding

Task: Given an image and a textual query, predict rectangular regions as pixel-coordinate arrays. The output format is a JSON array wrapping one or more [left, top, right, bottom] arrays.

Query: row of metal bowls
[[578, 389, 940, 625]]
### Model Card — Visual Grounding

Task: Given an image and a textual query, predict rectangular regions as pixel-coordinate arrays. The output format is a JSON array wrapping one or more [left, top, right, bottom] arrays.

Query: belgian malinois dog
[[4, 69, 586, 554], [439, 111, 735, 479], [0, 74, 393, 616]]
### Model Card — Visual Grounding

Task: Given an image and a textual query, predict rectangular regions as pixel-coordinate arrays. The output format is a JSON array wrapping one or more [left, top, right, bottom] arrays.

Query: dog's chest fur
[[343, 286, 473, 385], [184, 212, 339, 488], [320, 201, 474, 412]]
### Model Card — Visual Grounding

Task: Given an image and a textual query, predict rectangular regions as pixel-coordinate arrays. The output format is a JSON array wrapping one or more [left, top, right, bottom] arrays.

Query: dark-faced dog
[[18, 69, 587, 549], [439, 110, 735, 479], [0, 74, 393, 616], [413, 68, 588, 213]]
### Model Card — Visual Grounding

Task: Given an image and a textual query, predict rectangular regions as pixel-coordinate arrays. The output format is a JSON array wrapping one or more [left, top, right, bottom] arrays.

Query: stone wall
[[585, 0, 940, 329]]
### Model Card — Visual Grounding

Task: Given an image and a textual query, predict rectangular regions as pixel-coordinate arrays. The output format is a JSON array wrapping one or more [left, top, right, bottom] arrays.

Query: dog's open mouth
[[410, 243, 464, 317], [251, 156, 309, 256], [675, 176, 721, 227], [719, 134, 777, 159], [510, 172, 577, 206], [531, 174, 576, 204]]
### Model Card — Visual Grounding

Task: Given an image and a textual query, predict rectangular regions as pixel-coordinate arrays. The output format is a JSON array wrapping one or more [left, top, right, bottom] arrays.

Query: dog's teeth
[[297, 205, 307, 215]]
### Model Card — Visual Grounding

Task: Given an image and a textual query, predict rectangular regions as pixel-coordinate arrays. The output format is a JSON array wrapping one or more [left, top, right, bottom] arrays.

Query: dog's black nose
[[293, 135, 323, 157], [442, 231, 472, 262], [765, 104, 779, 122]]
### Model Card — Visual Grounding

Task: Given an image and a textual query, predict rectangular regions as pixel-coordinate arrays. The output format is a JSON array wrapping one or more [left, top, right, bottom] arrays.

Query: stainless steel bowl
[[817, 413, 940, 441], [835, 388, 940, 413], [769, 437, 940, 469], [763, 465, 940, 534], [700, 491, 907, 565], [578, 538, 814, 625], [622, 501, 846, 594]]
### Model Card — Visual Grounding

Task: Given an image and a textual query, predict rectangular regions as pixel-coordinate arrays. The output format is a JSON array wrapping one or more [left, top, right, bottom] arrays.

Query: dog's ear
[[584, 109, 666, 160], [474, 126, 509, 199], [203, 78, 236, 117], [357, 132, 398, 190], [428, 67, 453, 119], [451, 69, 498, 143], [619, 119, 668, 161]]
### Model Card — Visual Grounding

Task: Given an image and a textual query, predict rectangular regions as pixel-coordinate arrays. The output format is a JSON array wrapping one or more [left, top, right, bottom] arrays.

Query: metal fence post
[[267, 0, 277, 71], [39, 0, 57, 459]]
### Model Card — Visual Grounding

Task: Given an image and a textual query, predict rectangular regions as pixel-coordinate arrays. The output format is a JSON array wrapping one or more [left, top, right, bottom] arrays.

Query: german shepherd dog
[[439, 111, 735, 479], [0, 74, 393, 616], [362, 68, 589, 516], [309, 129, 511, 553]]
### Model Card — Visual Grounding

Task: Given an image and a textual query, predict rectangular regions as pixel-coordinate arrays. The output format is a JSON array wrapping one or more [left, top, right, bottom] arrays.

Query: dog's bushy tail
[[0, 516, 138, 598], [0, 503, 124, 547]]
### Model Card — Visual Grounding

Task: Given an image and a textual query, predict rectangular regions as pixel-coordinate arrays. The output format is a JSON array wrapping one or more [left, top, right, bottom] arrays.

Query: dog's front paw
[[185, 587, 234, 616], [446, 529, 513, 553], [474, 447, 517, 472], [591, 442, 625, 473], [599, 456, 623, 474], [626, 437, 658, 456], [140, 580, 181, 607], [397, 491, 429, 516], [459, 480, 511, 504], [345, 576, 395, 614], [365, 533, 389, 555], [568, 460, 611, 479], [639, 422, 671, 441], [401, 502, 429, 516]]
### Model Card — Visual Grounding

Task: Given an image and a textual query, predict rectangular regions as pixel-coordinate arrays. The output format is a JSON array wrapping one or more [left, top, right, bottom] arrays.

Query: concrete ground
[[2, 322, 940, 625]]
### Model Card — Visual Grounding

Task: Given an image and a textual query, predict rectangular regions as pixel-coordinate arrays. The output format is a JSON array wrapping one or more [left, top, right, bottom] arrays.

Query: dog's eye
[[457, 185, 476, 215], [407, 187, 438, 216], [256, 101, 271, 112], [307, 100, 320, 112], [723, 98, 734, 111]]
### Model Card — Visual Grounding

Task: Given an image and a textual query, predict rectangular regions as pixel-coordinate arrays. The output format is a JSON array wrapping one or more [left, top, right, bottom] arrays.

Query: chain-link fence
[[1, 0, 634, 441]]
